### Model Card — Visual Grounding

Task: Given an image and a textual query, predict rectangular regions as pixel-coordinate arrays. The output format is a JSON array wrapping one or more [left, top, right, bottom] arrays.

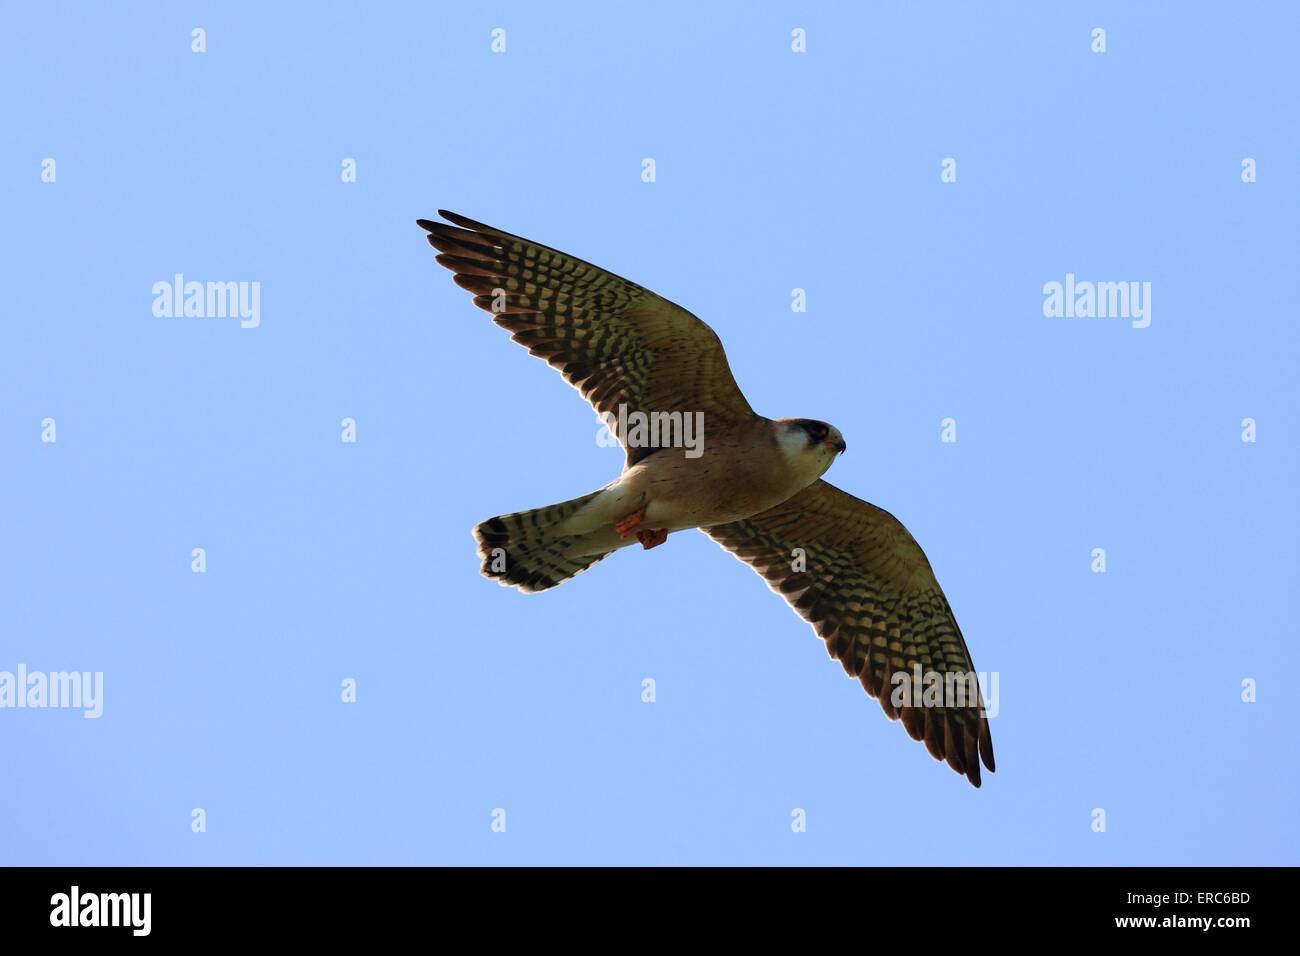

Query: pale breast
[[633, 419, 807, 529]]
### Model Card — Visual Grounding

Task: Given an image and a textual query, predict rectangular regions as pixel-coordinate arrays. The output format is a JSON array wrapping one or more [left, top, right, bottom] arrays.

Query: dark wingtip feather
[[979, 726, 996, 772], [435, 253, 500, 277], [438, 209, 491, 231], [900, 705, 925, 741], [963, 728, 982, 787], [923, 710, 945, 762]]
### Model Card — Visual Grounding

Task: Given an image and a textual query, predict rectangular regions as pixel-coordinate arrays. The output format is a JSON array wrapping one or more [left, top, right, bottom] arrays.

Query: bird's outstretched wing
[[418, 211, 756, 467], [704, 479, 996, 787]]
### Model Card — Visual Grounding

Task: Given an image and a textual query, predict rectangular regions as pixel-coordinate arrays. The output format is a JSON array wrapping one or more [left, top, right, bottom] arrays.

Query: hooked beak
[[824, 436, 846, 454]]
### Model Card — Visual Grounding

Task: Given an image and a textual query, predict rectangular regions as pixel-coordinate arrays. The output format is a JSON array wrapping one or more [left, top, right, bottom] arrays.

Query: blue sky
[[2, 2, 1296, 865]]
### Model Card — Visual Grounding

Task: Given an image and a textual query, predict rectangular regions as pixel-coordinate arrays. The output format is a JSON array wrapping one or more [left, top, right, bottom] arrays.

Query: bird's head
[[775, 418, 847, 483]]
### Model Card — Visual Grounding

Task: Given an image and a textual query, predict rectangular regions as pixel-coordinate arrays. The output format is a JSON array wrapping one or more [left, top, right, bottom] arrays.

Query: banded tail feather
[[473, 489, 615, 593]]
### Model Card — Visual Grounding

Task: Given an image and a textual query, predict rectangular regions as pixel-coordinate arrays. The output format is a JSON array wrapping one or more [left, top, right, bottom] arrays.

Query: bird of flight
[[418, 211, 995, 787]]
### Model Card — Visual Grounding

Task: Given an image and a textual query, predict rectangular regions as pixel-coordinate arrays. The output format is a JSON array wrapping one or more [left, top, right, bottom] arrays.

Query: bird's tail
[[473, 489, 621, 593]]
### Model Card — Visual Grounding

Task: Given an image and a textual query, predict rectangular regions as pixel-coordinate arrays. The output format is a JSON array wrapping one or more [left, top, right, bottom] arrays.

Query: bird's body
[[589, 416, 839, 535], [476, 415, 842, 582], [419, 210, 996, 787]]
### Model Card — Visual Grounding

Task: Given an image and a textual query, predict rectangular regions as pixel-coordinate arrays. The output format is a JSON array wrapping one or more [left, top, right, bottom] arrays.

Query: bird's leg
[[614, 505, 647, 539], [636, 528, 669, 550]]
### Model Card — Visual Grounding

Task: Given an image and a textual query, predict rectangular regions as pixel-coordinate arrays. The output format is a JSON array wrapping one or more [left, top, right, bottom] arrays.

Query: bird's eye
[[806, 422, 826, 438]]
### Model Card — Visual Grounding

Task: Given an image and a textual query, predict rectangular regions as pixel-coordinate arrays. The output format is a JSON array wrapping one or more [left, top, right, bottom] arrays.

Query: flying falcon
[[418, 211, 996, 787]]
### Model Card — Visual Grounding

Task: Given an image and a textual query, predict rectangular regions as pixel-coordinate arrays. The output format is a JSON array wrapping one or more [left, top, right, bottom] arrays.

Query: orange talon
[[614, 506, 647, 539], [636, 528, 668, 550]]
